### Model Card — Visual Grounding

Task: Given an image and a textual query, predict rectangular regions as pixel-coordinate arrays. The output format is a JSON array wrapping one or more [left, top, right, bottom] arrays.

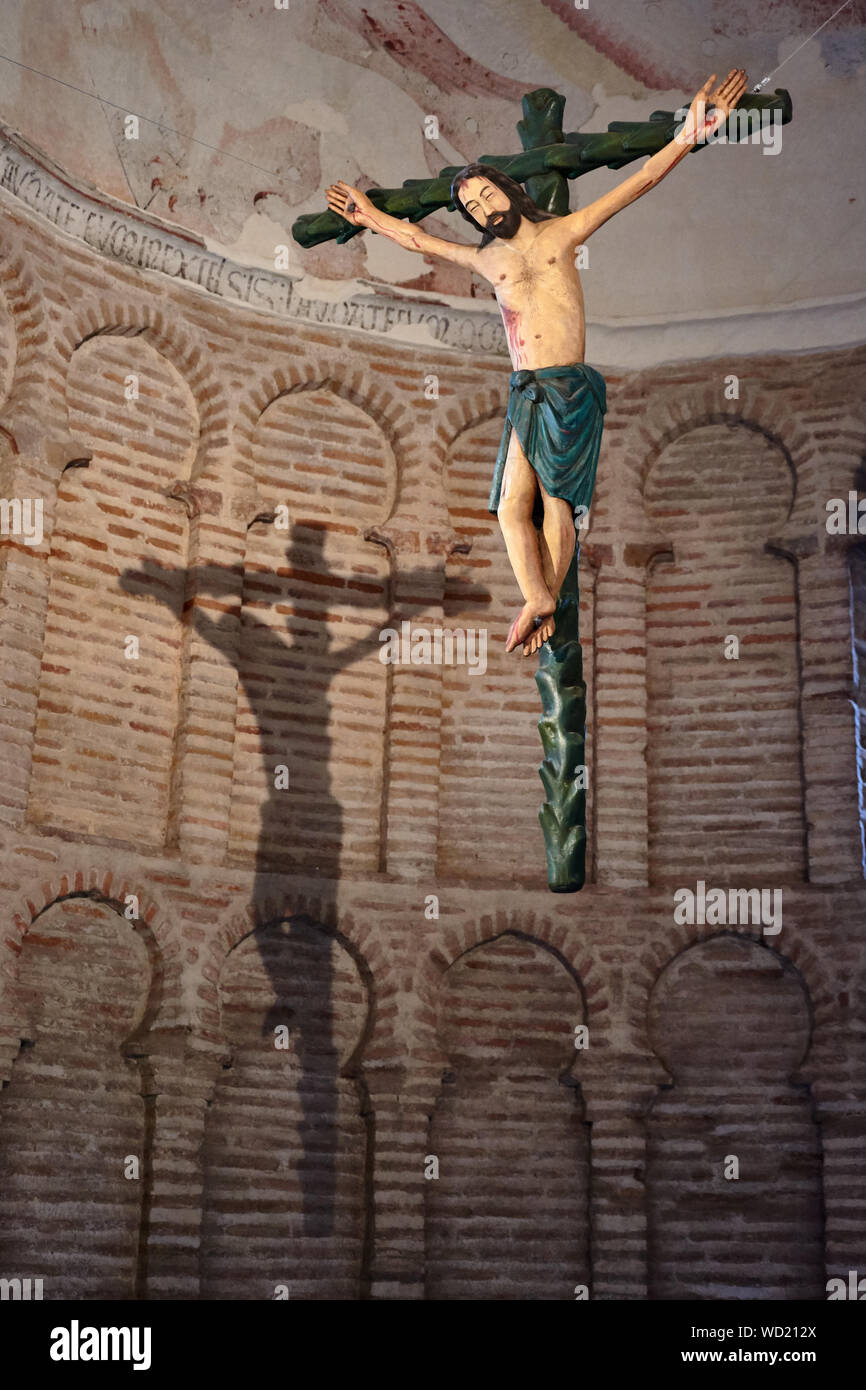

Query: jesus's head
[[450, 163, 557, 248]]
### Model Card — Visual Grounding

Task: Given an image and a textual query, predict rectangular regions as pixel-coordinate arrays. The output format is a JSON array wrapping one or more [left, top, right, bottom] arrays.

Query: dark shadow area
[[120, 523, 489, 1245]]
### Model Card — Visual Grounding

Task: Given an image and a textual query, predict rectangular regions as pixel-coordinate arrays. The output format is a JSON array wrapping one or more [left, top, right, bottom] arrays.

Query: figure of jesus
[[327, 70, 747, 656]]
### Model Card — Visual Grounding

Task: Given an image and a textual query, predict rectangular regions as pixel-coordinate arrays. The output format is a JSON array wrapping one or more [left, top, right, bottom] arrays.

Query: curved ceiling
[[0, 0, 863, 339]]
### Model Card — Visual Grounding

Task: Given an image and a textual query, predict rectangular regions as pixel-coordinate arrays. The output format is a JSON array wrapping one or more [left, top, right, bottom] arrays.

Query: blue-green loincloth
[[489, 362, 607, 530]]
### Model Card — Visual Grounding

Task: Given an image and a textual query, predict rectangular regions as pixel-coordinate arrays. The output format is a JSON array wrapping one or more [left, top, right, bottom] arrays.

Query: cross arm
[[292, 89, 791, 249]]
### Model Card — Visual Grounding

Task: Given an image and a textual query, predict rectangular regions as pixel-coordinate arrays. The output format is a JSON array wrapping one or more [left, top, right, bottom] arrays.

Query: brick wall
[[0, 187, 865, 1300], [0, 897, 153, 1297], [646, 935, 823, 1299], [426, 934, 589, 1299], [644, 422, 804, 879]]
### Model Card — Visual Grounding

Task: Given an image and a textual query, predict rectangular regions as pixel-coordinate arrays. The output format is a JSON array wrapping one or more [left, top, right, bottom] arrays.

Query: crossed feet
[[505, 591, 556, 658]]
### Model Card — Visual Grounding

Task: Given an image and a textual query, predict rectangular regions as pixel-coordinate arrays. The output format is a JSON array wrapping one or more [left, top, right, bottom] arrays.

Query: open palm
[[681, 68, 748, 144], [708, 68, 748, 119]]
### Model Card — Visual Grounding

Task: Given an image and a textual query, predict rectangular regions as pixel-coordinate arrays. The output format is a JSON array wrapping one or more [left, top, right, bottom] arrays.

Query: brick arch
[[441, 393, 506, 453], [442, 923, 585, 981], [637, 401, 798, 523], [29, 340, 199, 847], [423, 925, 592, 1300], [220, 913, 374, 1058], [53, 308, 229, 480], [234, 360, 408, 516], [438, 393, 506, 507], [436, 927, 588, 1046], [197, 893, 387, 1041], [0, 242, 48, 429], [627, 919, 840, 1076], [256, 380, 396, 521], [0, 880, 166, 1299], [631, 389, 866, 541], [1, 869, 172, 1030], [437, 396, 506, 513], [641, 411, 803, 881], [199, 902, 374, 1300], [642, 928, 828, 1301], [631, 378, 790, 459], [648, 928, 812, 1069], [417, 914, 609, 1030], [439, 368, 508, 437], [228, 377, 394, 878]]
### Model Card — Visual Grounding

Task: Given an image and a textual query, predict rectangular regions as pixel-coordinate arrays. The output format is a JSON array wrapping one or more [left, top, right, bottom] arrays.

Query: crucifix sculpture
[[293, 73, 792, 892]]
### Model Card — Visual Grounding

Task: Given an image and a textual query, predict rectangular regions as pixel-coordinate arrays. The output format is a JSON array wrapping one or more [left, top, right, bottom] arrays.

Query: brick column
[[135, 1031, 223, 1299], [363, 1064, 433, 1299], [0, 441, 73, 826], [768, 530, 862, 882], [165, 478, 255, 865], [579, 1052, 667, 1299], [587, 540, 668, 888], [813, 1098, 866, 1285], [366, 520, 465, 880], [799, 1005, 866, 1286]]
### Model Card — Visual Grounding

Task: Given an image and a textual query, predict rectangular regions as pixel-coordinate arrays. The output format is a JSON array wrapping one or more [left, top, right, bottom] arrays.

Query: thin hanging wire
[[752, 0, 853, 89], [0, 49, 286, 181]]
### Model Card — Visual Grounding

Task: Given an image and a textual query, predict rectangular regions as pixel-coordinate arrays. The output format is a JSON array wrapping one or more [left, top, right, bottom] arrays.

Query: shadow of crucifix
[[119, 521, 489, 1244]]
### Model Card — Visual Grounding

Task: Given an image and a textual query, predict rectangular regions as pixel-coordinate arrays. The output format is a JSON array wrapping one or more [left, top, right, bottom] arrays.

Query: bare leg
[[497, 431, 555, 653], [541, 483, 577, 593], [524, 485, 576, 656], [538, 524, 558, 594]]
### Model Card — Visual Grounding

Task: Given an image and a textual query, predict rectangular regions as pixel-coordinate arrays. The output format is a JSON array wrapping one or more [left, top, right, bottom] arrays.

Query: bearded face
[[458, 176, 522, 241], [483, 200, 522, 240]]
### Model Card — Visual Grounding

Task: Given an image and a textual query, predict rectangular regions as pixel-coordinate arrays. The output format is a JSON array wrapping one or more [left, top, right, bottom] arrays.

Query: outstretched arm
[[552, 69, 748, 246], [326, 180, 483, 271]]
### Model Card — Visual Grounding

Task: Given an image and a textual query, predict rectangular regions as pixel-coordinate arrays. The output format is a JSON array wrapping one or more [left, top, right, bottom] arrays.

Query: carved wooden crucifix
[[294, 78, 791, 892]]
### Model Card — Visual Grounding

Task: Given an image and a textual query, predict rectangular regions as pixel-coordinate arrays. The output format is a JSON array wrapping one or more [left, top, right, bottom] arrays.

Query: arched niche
[[425, 931, 589, 1300], [646, 934, 824, 1300], [228, 387, 392, 875], [27, 334, 198, 847], [0, 895, 156, 1298], [200, 916, 372, 1300], [644, 421, 803, 881]]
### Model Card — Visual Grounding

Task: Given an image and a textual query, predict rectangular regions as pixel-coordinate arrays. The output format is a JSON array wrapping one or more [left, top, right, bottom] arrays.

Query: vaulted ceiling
[[0, 0, 863, 334]]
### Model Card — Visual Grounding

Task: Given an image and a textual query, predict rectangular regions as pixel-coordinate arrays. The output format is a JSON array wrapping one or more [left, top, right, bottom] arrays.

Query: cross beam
[[292, 87, 791, 247]]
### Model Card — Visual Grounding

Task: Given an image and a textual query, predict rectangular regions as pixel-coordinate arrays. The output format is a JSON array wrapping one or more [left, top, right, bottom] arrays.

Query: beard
[[485, 202, 521, 239]]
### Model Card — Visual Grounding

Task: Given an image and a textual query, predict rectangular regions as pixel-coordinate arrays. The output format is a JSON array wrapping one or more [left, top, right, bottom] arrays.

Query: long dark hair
[[450, 162, 558, 248]]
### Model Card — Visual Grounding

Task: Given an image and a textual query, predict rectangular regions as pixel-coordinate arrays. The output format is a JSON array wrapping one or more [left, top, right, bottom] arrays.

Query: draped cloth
[[488, 362, 607, 530]]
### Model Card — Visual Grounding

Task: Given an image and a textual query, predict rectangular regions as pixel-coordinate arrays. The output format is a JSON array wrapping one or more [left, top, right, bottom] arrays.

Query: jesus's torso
[[479, 222, 587, 371]]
